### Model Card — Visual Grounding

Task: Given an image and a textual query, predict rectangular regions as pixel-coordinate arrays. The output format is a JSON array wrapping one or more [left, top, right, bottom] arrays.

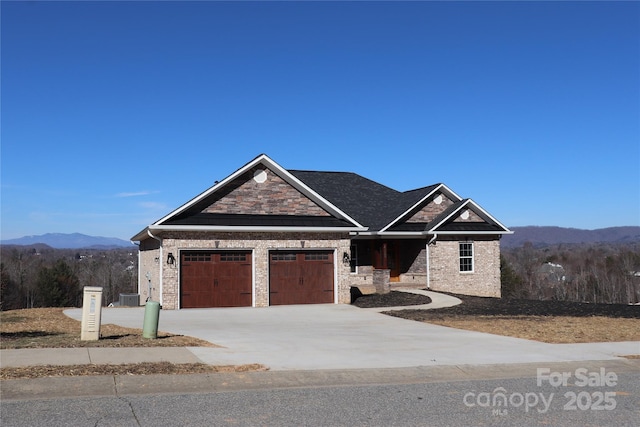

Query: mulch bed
[[353, 290, 640, 318], [351, 291, 431, 308]]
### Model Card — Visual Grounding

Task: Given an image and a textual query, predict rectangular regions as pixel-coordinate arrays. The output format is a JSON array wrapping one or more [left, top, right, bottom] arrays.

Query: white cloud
[[115, 191, 159, 198]]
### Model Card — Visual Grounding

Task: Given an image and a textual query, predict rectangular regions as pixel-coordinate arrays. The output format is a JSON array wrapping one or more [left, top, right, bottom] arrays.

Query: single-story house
[[131, 154, 512, 309]]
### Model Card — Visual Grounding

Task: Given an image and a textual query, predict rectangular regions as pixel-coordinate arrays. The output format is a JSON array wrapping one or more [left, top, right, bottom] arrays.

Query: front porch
[[347, 238, 430, 295]]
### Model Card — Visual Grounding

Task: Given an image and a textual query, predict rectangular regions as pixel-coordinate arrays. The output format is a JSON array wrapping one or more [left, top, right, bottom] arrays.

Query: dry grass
[[425, 315, 640, 343], [0, 308, 216, 349], [0, 363, 268, 380], [382, 293, 640, 345], [0, 308, 269, 379]]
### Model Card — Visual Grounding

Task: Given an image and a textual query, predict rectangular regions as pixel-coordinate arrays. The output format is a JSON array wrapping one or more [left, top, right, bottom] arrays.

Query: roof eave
[[349, 230, 512, 238], [149, 225, 368, 234], [379, 183, 463, 232], [429, 230, 514, 235], [131, 227, 150, 242], [152, 154, 365, 229]]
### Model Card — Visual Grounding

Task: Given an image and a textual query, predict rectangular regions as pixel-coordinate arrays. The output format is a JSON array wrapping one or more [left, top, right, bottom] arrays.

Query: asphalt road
[[3, 368, 638, 426]]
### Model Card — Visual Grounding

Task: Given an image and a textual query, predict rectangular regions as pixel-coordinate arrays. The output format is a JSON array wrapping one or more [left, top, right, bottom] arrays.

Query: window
[[304, 252, 329, 261], [183, 252, 211, 262], [220, 252, 247, 262], [271, 252, 297, 261], [459, 242, 473, 272]]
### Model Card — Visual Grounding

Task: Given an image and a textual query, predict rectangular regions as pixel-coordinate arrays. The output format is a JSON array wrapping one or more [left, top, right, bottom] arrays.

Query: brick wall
[[138, 238, 160, 304], [140, 231, 351, 309], [203, 167, 329, 216], [428, 237, 501, 297], [407, 193, 455, 223], [452, 208, 483, 222]]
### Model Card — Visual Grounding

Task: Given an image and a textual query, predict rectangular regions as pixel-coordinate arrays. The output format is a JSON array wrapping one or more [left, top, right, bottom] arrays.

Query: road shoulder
[[3, 358, 639, 401]]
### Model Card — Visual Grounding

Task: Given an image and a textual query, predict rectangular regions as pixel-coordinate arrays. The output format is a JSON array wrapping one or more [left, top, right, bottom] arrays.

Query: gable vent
[[253, 169, 268, 183]]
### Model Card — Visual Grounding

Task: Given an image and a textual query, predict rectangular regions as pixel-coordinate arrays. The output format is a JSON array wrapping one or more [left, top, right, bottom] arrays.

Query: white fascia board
[[153, 154, 364, 229], [149, 225, 367, 233], [463, 199, 513, 233], [427, 199, 472, 232], [377, 232, 431, 239], [379, 183, 463, 233], [434, 231, 513, 235], [437, 183, 463, 202], [427, 198, 513, 234], [153, 154, 269, 226], [350, 230, 509, 238], [263, 157, 365, 228], [380, 185, 441, 233], [350, 231, 429, 238], [131, 227, 150, 242]]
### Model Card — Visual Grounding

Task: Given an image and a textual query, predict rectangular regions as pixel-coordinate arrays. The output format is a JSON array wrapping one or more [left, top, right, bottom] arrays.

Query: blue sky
[[1, 1, 639, 241]]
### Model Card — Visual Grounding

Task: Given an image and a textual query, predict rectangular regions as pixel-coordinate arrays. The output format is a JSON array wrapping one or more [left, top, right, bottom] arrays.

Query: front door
[[388, 241, 401, 282]]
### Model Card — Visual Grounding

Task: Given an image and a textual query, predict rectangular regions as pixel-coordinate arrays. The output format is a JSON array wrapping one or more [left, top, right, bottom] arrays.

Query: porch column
[[381, 242, 388, 269], [373, 269, 390, 294]]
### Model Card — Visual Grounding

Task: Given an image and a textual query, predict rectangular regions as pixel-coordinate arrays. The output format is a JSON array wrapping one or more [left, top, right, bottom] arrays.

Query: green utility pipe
[[142, 301, 160, 339]]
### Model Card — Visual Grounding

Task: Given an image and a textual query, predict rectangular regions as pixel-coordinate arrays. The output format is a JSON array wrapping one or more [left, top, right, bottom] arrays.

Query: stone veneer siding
[[407, 193, 454, 223], [203, 167, 329, 216], [140, 231, 352, 309], [138, 238, 161, 304], [428, 237, 501, 297]]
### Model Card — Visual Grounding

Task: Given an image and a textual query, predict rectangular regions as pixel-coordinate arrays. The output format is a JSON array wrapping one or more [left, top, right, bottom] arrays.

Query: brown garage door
[[181, 251, 252, 308], [269, 250, 334, 305]]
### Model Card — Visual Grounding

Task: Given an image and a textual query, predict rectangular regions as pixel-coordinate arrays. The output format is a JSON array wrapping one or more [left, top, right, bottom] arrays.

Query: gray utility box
[[119, 293, 140, 306]]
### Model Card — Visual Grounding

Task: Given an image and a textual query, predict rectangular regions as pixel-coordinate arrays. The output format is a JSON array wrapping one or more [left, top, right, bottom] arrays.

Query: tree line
[[1, 246, 138, 311], [501, 242, 640, 305], [2, 241, 638, 310]]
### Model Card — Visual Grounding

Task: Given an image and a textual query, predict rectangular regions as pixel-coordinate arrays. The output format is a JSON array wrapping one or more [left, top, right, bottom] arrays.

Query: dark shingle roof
[[164, 213, 353, 228], [289, 170, 439, 231]]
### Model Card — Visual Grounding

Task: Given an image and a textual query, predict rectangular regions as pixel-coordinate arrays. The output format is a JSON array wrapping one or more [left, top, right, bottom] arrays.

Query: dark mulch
[[351, 290, 431, 308], [382, 292, 640, 320]]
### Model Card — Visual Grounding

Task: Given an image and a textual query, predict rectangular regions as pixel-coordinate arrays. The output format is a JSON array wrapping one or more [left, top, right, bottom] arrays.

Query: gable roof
[[426, 199, 511, 234], [385, 198, 512, 234], [288, 171, 438, 231], [131, 154, 511, 241]]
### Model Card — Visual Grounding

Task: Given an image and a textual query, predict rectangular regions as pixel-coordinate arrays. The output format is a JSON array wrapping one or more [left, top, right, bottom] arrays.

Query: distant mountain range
[[2, 228, 638, 250], [0, 233, 134, 249], [501, 226, 640, 248]]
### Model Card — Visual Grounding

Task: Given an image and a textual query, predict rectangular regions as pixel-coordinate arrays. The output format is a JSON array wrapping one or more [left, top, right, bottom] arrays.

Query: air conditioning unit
[[119, 293, 140, 307]]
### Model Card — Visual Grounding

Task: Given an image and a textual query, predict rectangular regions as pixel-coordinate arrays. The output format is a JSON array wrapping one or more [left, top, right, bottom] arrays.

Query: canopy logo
[[462, 367, 619, 416]]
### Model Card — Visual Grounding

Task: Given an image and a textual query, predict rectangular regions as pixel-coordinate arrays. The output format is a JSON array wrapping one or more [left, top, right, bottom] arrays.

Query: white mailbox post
[[81, 286, 103, 341]]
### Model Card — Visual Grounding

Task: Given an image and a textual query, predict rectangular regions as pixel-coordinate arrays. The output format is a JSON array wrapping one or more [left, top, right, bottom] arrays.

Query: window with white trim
[[459, 242, 474, 272]]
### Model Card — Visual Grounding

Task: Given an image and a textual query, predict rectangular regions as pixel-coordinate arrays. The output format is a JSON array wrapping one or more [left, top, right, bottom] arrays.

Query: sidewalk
[[0, 347, 202, 368], [365, 287, 462, 311]]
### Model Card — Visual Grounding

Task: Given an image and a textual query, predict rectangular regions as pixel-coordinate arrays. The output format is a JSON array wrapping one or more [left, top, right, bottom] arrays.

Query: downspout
[[426, 233, 438, 289], [130, 241, 141, 297], [147, 229, 164, 306]]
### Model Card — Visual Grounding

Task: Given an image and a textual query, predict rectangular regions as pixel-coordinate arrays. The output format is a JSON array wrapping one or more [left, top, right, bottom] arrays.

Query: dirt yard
[[0, 308, 214, 349], [355, 291, 640, 343], [0, 308, 266, 379]]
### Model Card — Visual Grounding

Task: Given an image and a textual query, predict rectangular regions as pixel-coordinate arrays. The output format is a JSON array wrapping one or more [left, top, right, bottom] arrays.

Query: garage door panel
[[269, 251, 334, 305], [181, 251, 252, 308]]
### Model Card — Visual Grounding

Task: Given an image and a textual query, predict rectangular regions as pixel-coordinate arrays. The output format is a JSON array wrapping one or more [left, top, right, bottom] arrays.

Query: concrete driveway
[[65, 303, 639, 371]]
